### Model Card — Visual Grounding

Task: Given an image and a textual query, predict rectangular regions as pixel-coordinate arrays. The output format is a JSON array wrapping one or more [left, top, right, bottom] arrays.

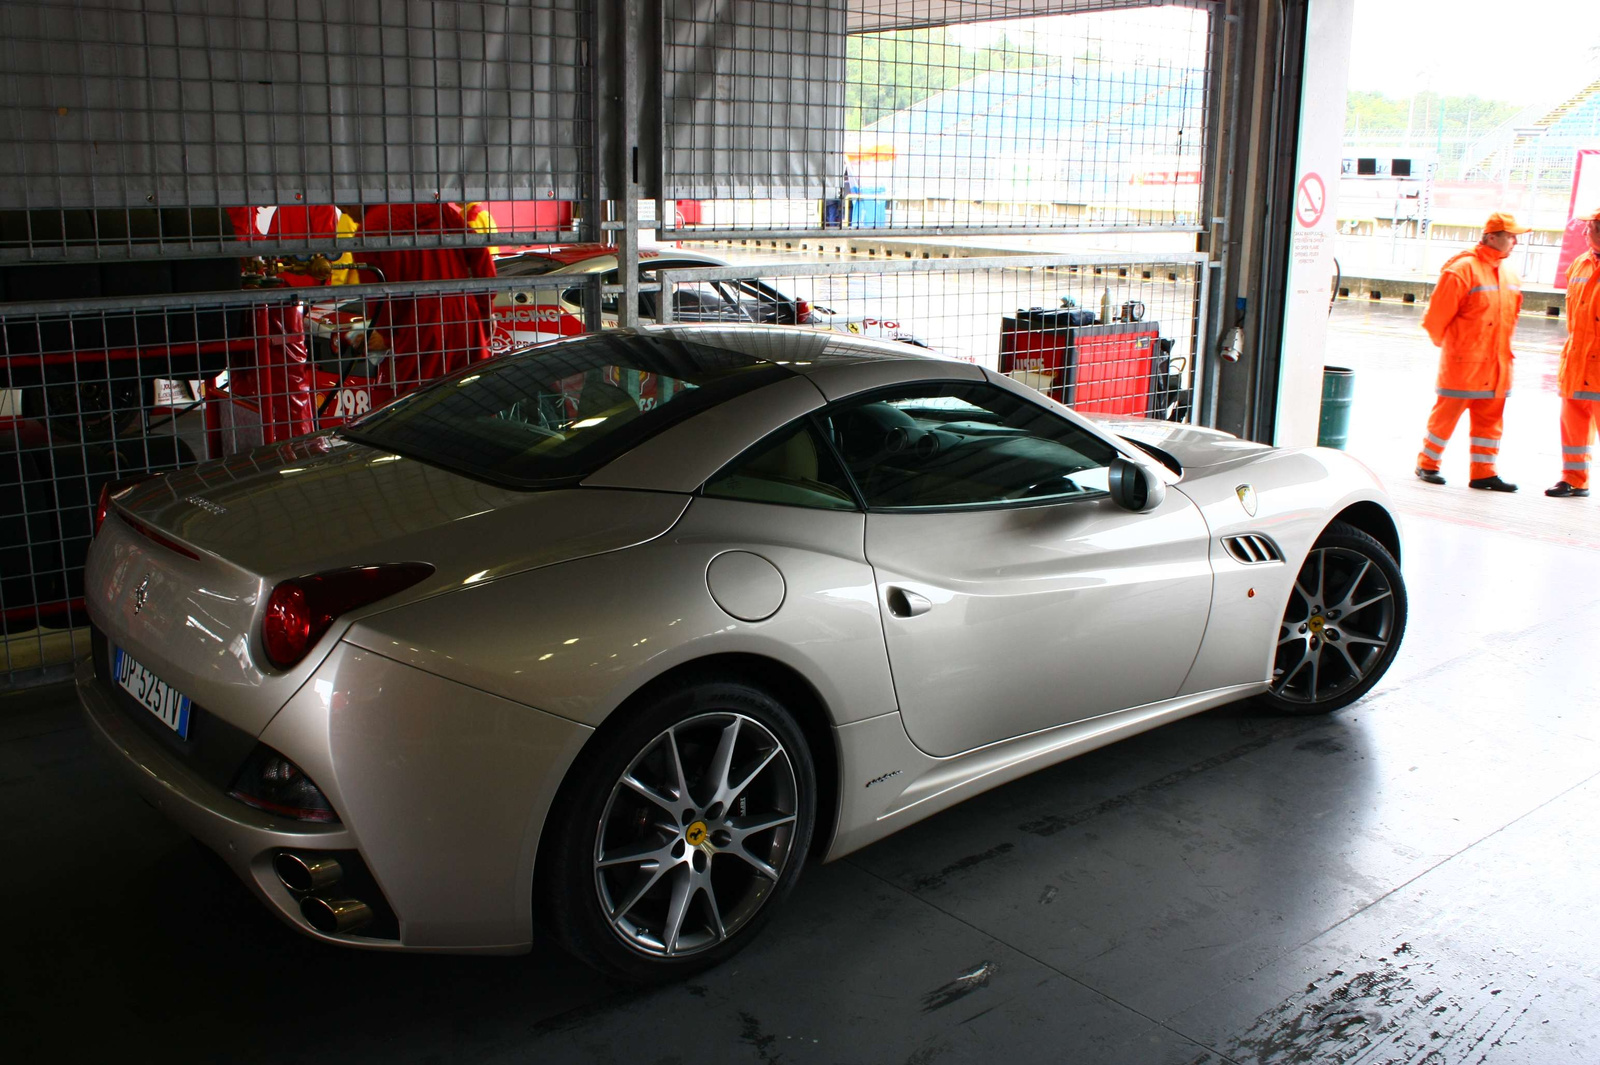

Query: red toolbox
[[1067, 322, 1162, 416], [998, 307, 1094, 404], [1001, 310, 1163, 416]]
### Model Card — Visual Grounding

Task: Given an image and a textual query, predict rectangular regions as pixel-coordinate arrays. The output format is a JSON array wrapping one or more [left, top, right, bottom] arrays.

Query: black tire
[[540, 679, 815, 983], [1257, 520, 1407, 715]]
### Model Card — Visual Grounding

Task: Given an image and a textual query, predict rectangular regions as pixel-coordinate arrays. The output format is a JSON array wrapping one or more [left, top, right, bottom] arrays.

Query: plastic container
[[1318, 366, 1355, 450]]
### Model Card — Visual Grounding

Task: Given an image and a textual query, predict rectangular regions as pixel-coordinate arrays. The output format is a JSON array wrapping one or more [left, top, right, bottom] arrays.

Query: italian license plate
[[113, 647, 192, 739]]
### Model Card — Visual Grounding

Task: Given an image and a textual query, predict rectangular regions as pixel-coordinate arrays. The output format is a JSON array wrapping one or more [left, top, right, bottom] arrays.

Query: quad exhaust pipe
[[274, 851, 374, 935], [273, 852, 344, 893], [300, 896, 374, 935]]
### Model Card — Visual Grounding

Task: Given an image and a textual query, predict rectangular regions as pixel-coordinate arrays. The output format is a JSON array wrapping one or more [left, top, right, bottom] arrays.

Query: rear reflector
[[229, 744, 340, 823]]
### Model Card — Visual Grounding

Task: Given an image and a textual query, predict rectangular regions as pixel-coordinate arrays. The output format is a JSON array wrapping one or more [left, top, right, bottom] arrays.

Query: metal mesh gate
[[662, 0, 1213, 239], [0, 0, 1221, 685], [652, 251, 1205, 413]]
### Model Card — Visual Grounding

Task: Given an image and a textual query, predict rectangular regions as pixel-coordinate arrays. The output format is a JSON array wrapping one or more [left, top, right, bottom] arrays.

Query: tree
[[1345, 89, 1522, 166]]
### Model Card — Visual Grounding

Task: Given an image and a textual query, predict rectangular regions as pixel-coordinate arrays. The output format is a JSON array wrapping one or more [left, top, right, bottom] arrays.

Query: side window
[[597, 270, 621, 315], [670, 280, 748, 322], [560, 271, 618, 316], [704, 419, 859, 511], [820, 382, 1118, 509]]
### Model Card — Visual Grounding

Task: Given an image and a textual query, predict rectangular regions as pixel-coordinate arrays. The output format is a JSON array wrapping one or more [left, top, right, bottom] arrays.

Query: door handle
[[886, 587, 932, 618]]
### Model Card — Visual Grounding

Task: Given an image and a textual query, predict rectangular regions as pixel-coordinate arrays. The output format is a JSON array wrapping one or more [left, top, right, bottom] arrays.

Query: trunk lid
[[87, 433, 689, 736]]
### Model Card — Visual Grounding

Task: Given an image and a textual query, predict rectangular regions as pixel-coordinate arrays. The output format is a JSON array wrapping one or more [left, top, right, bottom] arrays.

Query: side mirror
[[1108, 456, 1166, 512]]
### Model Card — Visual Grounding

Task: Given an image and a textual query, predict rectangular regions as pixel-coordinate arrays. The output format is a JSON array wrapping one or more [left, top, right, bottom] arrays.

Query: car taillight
[[260, 563, 434, 671], [229, 744, 339, 822], [795, 299, 813, 324]]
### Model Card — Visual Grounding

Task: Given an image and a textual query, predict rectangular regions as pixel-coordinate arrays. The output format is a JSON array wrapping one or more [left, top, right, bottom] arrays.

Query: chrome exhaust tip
[[301, 896, 374, 935], [274, 852, 344, 893]]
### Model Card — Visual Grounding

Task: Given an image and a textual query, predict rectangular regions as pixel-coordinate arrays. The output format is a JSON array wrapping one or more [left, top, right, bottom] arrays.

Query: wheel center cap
[[684, 820, 709, 847], [1308, 615, 1326, 634]]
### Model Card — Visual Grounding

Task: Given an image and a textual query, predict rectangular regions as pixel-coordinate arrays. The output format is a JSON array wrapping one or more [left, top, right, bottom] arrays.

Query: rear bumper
[[76, 653, 394, 949], [78, 641, 594, 954]]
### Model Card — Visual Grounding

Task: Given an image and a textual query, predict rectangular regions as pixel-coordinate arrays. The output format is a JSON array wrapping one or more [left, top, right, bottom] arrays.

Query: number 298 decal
[[330, 388, 372, 418]]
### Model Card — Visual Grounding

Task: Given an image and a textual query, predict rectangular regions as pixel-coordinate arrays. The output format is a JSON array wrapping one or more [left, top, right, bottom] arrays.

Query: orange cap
[[1484, 211, 1531, 235], [1577, 207, 1600, 223]]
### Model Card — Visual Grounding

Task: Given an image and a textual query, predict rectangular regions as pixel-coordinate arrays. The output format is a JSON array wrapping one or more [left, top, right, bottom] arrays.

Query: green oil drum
[[1318, 366, 1355, 450]]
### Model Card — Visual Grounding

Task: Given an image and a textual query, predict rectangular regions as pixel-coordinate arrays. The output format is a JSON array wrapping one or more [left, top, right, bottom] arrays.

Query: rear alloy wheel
[[543, 681, 814, 982], [1259, 520, 1407, 715]]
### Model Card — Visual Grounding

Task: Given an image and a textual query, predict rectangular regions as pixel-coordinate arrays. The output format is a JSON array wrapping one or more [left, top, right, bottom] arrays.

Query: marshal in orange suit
[[1547, 208, 1600, 497], [1414, 211, 1529, 492]]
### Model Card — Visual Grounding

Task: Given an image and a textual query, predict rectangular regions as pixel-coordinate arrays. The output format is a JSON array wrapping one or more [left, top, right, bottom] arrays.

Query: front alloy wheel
[[543, 681, 815, 981], [1261, 520, 1407, 715]]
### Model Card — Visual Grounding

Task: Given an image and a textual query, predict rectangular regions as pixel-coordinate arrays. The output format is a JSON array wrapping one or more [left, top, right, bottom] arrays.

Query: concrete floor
[[4, 305, 1599, 1063]]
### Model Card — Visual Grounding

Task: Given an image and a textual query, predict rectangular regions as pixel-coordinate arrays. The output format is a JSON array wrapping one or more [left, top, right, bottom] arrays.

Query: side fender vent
[[1223, 533, 1283, 565]]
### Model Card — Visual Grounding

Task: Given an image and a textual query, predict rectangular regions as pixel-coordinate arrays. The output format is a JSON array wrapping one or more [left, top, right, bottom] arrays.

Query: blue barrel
[[1318, 366, 1355, 450]]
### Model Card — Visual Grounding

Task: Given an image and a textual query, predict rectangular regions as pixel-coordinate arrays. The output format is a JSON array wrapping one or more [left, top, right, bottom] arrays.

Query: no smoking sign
[[1295, 172, 1326, 228]]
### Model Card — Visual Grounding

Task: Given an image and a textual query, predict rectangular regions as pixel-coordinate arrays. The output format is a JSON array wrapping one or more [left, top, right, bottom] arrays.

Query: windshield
[[344, 332, 788, 487], [493, 254, 568, 278]]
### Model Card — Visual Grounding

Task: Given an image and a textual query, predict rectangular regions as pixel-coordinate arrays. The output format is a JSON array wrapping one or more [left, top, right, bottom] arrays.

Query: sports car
[[77, 325, 1406, 982], [485, 245, 927, 349]]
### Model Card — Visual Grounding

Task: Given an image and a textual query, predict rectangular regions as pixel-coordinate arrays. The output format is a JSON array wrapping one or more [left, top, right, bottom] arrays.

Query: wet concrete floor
[[3, 306, 1597, 1063]]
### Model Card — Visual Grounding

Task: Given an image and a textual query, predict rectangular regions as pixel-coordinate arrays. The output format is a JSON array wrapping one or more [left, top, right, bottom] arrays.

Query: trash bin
[[1318, 365, 1355, 449]]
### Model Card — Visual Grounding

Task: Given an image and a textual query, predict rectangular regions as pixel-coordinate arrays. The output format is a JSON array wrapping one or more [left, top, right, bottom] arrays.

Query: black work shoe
[[1414, 467, 1446, 485], [1469, 475, 1518, 492], [1545, 481, 1590, 498]]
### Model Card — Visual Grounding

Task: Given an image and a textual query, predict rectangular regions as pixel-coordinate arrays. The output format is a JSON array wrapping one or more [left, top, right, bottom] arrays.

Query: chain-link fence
[[663, 2, 1214, 239], [653, 252, 1205, 416], [1, 0, 1223, 685], [4, 0, 1216, 260]]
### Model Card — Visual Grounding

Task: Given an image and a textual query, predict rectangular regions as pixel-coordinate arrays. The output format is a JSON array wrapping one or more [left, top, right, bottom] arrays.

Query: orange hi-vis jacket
[[1559, 251, 1600, 401], [1421, 244, 1523, 399]]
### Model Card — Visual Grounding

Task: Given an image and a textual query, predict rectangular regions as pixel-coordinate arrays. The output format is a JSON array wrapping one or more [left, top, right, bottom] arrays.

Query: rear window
[[343, 332, 788, 487]]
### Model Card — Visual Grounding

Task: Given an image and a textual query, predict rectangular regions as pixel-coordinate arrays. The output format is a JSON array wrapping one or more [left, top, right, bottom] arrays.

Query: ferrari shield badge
[[1236, 484, 1258, 517]]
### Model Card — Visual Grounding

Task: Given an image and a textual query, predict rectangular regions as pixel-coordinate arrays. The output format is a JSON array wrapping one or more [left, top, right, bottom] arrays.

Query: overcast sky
[[1348, 0, 1600, 107], [947, 2, 1600, 112]]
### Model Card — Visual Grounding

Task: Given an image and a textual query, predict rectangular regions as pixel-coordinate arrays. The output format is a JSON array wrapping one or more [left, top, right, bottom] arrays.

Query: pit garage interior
[[3, 1, 1597, 1062]]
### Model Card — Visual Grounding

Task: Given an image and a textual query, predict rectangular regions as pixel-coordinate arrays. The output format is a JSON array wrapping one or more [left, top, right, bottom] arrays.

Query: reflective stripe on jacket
[[1559, 251, 1600, 400], [1421, 245, 1522, 398]]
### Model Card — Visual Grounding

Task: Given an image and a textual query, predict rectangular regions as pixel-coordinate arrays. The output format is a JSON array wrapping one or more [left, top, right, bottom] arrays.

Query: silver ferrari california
[[78, 326, 1406, 981]]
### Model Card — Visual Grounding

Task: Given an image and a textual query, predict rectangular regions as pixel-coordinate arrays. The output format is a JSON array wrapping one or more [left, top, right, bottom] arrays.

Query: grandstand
[[845, 56, 1207, 227], [1459, 65, 1600, 194]]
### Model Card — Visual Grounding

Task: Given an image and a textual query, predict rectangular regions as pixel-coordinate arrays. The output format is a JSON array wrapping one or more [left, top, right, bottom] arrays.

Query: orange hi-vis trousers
[[1417, 396, 1506, 481], [1558, 397, 1600, 490]]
